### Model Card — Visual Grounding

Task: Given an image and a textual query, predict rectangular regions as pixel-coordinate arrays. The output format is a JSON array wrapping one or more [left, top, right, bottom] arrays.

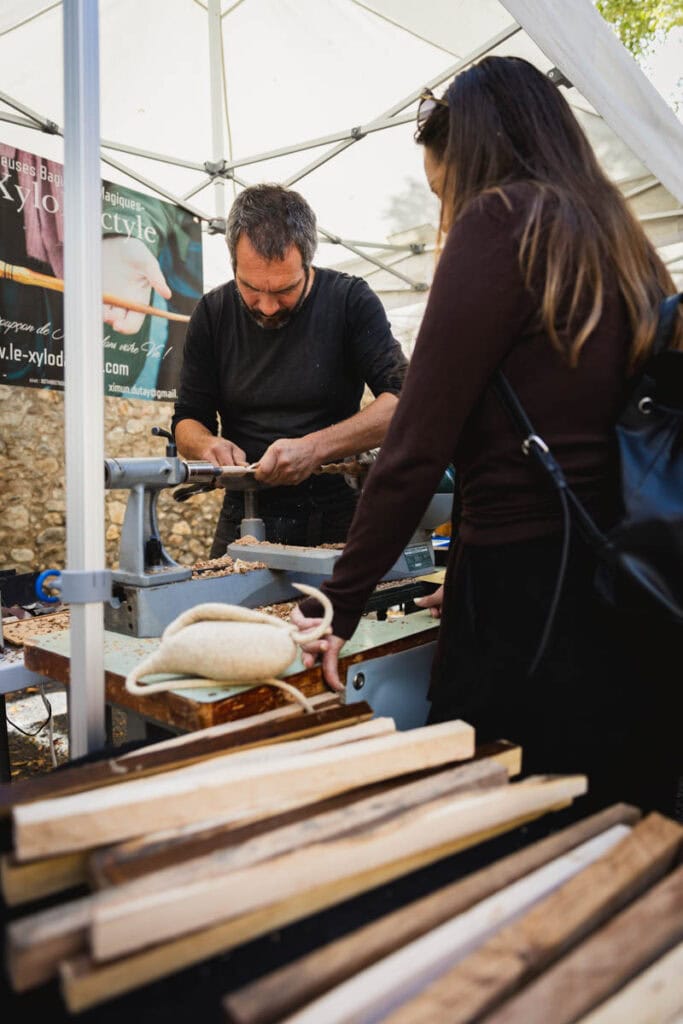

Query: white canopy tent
[[1, 0, 682, 755]]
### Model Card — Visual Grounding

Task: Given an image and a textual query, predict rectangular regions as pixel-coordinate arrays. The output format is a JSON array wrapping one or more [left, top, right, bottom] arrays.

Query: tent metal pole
[[623, 178, 659, 200], [99, 151, 209, 220], [283, 22, 521, 187], [208, 0, 227, 224], [315, 227, 427, 289], [99, 138, 206, 171], [321, 239, 426, 253], [0, 87, 55, 130], [62, 0, 106, 758], [0, 111, 37, 129], [0, 89, 206, 171], [219, 111, 416, 171], [228, 170, 426, 289], [181, 178, 214, 202], [638, 209, 683, 223]]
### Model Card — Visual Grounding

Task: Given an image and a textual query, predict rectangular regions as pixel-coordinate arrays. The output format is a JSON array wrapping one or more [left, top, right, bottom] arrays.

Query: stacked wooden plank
[[0, 690, 594, 1015], [222, 805, 683, 1024]]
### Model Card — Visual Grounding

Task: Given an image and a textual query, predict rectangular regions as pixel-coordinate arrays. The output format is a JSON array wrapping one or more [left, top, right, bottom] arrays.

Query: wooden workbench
[[22, 612, 439, 734]]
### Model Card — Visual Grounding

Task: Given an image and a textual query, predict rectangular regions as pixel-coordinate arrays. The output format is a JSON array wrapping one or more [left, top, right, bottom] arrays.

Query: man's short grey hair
[[226, 184, 318, 268]]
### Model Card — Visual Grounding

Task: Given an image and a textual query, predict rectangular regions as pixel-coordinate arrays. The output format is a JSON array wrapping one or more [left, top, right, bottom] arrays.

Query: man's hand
[[255, 436, 321, 486], [290, 605, 346, 693], [414, 585, 444, 619], [200, 437, 248, 468], [102, 236, 172, 335]]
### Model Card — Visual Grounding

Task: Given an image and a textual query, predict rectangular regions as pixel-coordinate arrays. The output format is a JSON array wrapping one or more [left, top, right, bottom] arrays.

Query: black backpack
[[495, 291, 683, 673]]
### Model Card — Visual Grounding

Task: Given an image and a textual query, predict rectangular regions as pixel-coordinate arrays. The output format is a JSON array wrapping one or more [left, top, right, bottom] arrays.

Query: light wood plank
[[222, 803, 641, 1024], [0, 696, 361, 815], [89, 755, 509, 887], [383, 812, 683, 1024], [88, 760, 508, 902], [7, 894, 91, 992], [574, 940, 683, 1024], [482, 862, 683, 1024], [9, 796, 543, 997], [473, 740, 521, 779], [12, 720, 474, 861], [8, 758, 506, 991], [60, 803, 571, 1013], [278, 827, 632, 1024], [1, 850, 88, 906], [90, 775, 586, 962]]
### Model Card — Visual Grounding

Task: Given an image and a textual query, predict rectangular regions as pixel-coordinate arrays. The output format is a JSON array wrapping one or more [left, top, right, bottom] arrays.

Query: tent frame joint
[[204, 158, 234, 179], [208, 217, 227, 235], [546, 66, 572, 89]]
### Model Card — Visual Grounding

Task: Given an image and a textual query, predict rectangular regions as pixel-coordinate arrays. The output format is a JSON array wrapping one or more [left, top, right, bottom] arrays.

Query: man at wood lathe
[[172, 184, 407, 555]]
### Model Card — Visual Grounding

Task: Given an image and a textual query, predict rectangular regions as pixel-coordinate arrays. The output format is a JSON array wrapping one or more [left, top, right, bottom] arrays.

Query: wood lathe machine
[[103, 428, 452, 639]]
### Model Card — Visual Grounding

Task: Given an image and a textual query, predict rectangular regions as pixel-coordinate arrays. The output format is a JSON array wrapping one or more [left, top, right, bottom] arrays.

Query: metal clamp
[[522, 433, 550, 456], [547, 66, 572, 89], [207, 217, 227, 236], [36, 569, 113, 605], [204, 158, 234, 179]]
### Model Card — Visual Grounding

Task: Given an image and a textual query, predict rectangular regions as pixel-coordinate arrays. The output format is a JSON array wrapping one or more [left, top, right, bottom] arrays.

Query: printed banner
[[0, 142, 203, 402]]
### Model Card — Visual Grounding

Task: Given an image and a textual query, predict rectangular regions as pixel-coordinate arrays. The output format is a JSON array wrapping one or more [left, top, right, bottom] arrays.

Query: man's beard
[[238, 269, 310, 331]]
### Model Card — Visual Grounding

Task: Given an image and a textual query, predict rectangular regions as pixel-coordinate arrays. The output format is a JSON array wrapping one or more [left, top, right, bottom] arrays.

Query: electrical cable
[[5, 695, 52, 740], [5, 685, 57, 767]]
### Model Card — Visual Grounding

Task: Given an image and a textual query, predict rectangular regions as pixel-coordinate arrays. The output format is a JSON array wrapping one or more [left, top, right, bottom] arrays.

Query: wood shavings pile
[[374, 577, 418, 591], [232, 537, 344, 551], [1, 608, 70, 648], [254, 601, 297, 621], [191, 554, 267, 578]]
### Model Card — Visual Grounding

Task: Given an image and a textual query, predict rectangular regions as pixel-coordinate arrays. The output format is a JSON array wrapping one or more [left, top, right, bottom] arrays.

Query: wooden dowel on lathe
[[0, 258, 190, 324]]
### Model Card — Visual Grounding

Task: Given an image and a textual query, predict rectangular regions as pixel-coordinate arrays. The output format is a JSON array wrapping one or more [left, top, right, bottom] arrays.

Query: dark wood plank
[[484, 862, 683, 1024], [89, 757, 508, 888], [221, 803, 642, 1024], [383, 813, 683, 1024]]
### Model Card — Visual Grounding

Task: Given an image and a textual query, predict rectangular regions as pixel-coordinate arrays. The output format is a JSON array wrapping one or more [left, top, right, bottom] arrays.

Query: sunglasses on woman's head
[[416, 89, 449, 128]]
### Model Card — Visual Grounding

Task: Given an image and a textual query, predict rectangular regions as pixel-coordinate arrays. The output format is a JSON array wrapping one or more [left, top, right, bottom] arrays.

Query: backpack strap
[[492, 370, 615, 675], [493, 372, 608, 550], [653, 292, 683, 356]]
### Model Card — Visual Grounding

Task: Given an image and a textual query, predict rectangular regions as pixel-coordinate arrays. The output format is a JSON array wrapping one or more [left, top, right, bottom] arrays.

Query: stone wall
[[0, 384, 222, 575]]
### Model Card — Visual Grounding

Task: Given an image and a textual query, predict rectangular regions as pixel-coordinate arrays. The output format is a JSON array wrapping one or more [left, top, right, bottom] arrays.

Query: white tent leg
[[208, 0, 226, 225], [63, 0, 106, 758]]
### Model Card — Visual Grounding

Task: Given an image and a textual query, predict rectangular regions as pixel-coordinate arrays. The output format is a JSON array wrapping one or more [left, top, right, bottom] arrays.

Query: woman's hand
[[413, 584, 444, 618], [290, 605, 346, 693]]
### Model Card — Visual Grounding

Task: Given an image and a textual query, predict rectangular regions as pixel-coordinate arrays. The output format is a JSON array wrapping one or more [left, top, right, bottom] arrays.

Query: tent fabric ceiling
[[0, 0, 681, 302], [1, 0, 680, 755]]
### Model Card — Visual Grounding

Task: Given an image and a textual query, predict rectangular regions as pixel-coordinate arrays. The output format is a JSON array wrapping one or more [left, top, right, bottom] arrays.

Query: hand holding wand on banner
[[101, 236, 177, 334], [0, 254, 191, 326]]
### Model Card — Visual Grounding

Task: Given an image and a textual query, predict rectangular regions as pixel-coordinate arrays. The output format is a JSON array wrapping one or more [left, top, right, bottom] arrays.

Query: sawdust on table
[[232, 536, 345, 551], [1, 607, 70, 647], [191, 553, 267, 578], [256, 601, 297, 621]]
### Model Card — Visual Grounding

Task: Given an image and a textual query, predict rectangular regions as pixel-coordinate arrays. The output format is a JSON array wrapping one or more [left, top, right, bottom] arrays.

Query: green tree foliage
[[596, 0, 683, 57]]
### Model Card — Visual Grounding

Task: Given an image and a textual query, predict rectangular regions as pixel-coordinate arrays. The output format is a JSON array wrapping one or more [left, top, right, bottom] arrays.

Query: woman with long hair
[[294, 56, 682, 816]]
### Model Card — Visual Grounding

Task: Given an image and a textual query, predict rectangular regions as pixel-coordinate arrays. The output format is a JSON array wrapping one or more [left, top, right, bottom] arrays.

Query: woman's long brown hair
[[416, 56, 681, 370]]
